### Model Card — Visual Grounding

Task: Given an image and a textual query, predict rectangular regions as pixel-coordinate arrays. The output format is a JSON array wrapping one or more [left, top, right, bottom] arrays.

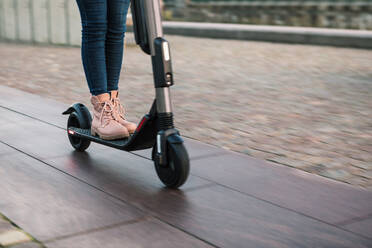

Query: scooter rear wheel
[[67, 112, 91, 151], [153, 143, 190, 188]]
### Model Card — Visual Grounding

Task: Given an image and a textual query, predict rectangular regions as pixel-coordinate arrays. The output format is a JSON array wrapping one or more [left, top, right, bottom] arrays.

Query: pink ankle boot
[[90, 93, 129, 140], [110, 90, 137, 134]]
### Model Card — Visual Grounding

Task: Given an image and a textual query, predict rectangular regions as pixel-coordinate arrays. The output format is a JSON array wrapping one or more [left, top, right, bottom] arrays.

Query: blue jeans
[[76, 0, 131, 96]]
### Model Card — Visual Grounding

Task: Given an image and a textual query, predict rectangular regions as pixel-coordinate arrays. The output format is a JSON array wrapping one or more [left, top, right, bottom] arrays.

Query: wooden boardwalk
[[0, 85, 371, 247]]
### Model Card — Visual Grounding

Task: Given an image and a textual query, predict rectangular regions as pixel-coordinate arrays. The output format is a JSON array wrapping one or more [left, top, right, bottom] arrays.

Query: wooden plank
[[44, 147, 371, 247], [0, 142, 17, 156], [344, 217, 372, 239], [133, 137, 228, 161], [141, 185, 372, 248], [0, 152, 144, 241], [0, 108, 81, 160], [0, 85, 68, 129], [46, 218, 213, 248], [190, 153, 372, 225], [0, 105, 211, 191], [44, 146, 213, 196]]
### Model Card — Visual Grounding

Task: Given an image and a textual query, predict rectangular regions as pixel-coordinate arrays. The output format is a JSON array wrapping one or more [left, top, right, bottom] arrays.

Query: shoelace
[[113, 98, 126, 120], [99, 101, 115, 127]]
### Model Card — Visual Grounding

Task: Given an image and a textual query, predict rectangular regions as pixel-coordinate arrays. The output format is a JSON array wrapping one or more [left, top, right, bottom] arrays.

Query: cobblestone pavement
[[0, 214, 43, 247], [1, 36, 371, 189]]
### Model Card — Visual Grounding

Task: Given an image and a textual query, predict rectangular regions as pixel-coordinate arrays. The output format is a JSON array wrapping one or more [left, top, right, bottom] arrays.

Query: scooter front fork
[[151, 37, 183, 166]]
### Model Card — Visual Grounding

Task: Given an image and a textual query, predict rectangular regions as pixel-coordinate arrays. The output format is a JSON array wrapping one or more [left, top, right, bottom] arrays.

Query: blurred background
[[1, 0, 372, 46], [0, 0, 371, 189], [163, 0, 372, 29]]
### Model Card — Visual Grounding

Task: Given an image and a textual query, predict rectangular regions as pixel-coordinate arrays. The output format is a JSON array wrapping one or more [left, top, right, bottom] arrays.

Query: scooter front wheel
[[67, 112, 91, 151], [153, 143, 190, 188]]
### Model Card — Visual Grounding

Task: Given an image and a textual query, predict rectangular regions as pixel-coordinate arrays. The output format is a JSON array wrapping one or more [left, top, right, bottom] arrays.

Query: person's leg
[[76, 0, 108, 95], [105, 0, 136, 133], [76, 0, 129, 139], [106, 0, 131, 92]]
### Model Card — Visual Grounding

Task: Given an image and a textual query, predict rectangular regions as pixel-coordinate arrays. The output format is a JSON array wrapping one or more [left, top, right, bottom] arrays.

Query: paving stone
[[0, 217, 42, 248], [350, 160, 372, 170], [0, 217, 15, 233], [10, 242, 43, 248], [319, 168, 351, 182], [345, 176, 370, 187], [0, 230, 30, 246], [243, 148, 277, 160], [362, 170, 372, 179], [267, 156, 311, 168], [348, 166, 368, 177]]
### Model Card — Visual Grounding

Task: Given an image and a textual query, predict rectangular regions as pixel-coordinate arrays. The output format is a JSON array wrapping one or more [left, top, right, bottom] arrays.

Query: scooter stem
[[143, 0, 164, 56]]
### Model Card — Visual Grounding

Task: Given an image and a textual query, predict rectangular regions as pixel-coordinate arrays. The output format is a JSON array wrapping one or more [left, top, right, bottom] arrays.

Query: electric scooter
[[62, 0, 190, 188]]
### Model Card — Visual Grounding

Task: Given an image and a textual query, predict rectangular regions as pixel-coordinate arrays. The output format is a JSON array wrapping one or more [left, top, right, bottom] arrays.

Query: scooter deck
[[68, 127, 131, 150]]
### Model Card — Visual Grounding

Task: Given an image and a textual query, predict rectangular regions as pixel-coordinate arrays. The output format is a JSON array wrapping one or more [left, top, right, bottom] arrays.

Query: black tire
[[67, 112, 91, 151], [154, 142, 190, 188]]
